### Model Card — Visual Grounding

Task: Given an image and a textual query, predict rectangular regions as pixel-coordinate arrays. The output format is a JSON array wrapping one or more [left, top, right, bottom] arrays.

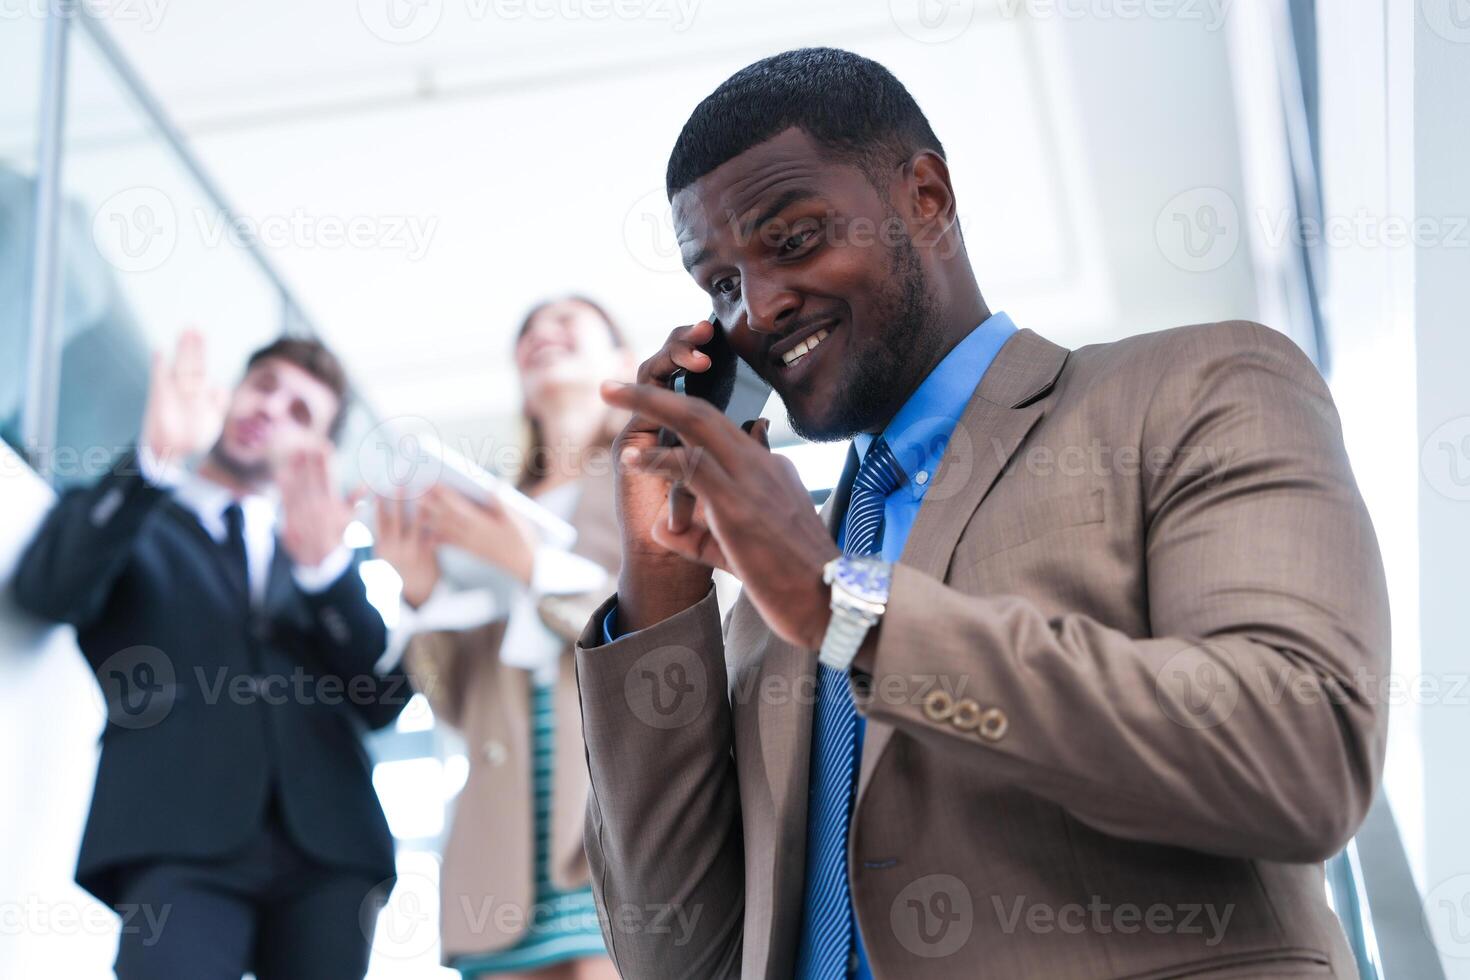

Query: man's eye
[[713, 275, 740, 296], [780, 229, 816, 255]]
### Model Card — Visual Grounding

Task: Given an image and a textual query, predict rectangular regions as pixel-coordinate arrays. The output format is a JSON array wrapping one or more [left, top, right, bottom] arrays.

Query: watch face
[[835, 557, 891, 604]]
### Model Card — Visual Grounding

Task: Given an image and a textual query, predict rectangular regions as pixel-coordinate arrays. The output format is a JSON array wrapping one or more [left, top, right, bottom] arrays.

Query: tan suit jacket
[[407, 468, 620, 960], [573, 322, 1390, 979]]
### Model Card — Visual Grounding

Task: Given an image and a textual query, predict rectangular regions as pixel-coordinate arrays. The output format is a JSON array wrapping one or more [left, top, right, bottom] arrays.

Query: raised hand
[[141, 329, 228, 466], [279, 440, 360, 568]]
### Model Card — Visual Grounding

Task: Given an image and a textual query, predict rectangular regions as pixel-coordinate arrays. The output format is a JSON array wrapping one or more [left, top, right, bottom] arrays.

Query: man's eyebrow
[[739, 187, 820, 241], [681, 186, 822, 274], [682, 243, 713, 273]]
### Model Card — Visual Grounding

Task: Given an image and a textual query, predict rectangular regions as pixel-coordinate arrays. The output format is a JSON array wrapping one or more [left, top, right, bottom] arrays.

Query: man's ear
[[903, 150, 960, 254]]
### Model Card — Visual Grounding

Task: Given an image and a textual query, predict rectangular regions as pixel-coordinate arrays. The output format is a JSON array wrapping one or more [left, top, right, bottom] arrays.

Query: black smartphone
[[667, 314, 772, 424], [660, 314, 773, 531]]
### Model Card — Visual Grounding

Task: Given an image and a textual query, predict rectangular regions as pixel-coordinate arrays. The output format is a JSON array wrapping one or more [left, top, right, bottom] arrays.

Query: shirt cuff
[[291, 544, 354, 594], [136, 442, 186, 488], [602, 604, 620, 645], [378, 582, 500, 673]]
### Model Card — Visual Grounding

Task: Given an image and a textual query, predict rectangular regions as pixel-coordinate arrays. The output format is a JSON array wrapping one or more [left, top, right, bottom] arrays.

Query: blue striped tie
[[796, 437, 904, 978]]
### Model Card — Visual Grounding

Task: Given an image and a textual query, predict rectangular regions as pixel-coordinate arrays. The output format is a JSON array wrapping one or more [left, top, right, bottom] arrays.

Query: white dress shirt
[[137, 444, 355, 605]]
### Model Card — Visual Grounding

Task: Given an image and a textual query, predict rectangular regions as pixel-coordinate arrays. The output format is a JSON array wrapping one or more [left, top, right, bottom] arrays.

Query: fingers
[[635, 320, 715, 388], [622, 444, 734, 507], [603, 382, 759, 475], [174, 329, 207, 388]]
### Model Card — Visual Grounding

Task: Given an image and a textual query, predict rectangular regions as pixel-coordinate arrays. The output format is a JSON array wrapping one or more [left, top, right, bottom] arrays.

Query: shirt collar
[[852, 310, 1018, 500], [172, 470, 277, 543]]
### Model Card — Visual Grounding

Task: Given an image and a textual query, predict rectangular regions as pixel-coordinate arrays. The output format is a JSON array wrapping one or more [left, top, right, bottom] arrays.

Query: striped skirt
[[453, 680, 606, 976]]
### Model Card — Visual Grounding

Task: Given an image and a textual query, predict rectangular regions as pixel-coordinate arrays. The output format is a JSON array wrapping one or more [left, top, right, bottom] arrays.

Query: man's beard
[[786, 229, 942, 443], [207, 436, 272, 486]]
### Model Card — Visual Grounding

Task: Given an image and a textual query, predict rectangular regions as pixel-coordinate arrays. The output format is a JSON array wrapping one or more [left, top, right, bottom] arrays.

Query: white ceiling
[[6, 0, 1260, 461]]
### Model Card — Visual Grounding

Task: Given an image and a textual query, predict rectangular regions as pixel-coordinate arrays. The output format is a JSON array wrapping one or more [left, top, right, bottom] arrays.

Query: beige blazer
[[574, 322, 1390, 979], [406, 469, 620, 961]]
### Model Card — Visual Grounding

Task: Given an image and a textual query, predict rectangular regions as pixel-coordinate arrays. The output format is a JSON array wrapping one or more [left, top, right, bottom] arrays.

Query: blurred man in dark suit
[[12, 330, 407, 980]]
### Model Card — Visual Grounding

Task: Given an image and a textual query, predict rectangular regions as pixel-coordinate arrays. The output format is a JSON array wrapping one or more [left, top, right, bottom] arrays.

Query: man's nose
[[743, 278, 800, 335]]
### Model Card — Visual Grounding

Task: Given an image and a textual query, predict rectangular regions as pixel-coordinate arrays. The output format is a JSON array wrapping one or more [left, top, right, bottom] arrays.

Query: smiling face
[[514, 298, 627, 417], [674, 127, 945, 441], [213, 357, 341, 483]]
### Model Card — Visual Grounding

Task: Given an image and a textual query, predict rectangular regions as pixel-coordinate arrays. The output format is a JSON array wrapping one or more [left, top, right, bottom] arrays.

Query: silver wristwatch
[[817, 555, 893, 671]]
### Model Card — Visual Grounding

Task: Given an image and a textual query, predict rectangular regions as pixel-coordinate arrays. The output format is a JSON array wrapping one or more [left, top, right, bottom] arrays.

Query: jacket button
[[951, 698, 982, 731], [977, 707, 1009, 742], [921, 689, 954, 722], [483, 740, 507, 766]]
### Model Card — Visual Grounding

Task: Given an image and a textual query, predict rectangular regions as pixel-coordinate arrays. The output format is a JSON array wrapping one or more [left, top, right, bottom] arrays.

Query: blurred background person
[[10, 330, 405, 980], [374, 297, 629, 980]]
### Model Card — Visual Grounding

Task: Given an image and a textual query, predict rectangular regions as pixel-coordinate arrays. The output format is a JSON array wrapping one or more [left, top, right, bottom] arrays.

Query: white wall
[[0, 444, 117, 977]]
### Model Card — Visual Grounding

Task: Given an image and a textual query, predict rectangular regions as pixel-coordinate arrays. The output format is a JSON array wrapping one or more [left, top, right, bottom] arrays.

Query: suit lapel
[[855, 328, 1068, 805]]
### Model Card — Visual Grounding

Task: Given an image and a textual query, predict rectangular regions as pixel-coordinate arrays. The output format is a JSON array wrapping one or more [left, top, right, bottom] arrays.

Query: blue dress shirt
[[602, 311, 1018, 977]]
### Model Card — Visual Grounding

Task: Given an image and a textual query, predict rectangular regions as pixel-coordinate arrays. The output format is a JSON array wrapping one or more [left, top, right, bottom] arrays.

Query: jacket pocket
[[1129, 946, 1333, 979]]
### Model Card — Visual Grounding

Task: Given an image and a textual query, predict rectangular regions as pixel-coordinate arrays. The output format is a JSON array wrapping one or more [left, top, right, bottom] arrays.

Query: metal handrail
[[19, 2, 326, 473]]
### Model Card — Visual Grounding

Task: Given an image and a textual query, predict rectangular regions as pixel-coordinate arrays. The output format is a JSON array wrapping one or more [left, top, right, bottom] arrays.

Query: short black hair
[[665, 47, 946, 198], [245, 336, 350, 440]]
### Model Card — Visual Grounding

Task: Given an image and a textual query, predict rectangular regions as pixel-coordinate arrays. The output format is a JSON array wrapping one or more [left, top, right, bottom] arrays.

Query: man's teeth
[[781, 327, 831, 367]]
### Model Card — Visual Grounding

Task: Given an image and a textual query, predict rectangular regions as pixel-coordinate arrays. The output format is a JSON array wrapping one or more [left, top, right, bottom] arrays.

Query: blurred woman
[[374, 297, 631, 980]]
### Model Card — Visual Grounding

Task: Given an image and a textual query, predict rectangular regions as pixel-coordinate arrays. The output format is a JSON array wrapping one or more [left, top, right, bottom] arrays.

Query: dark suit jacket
[[11, 449, 408, 905], [574, 322, 1389, 979]]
